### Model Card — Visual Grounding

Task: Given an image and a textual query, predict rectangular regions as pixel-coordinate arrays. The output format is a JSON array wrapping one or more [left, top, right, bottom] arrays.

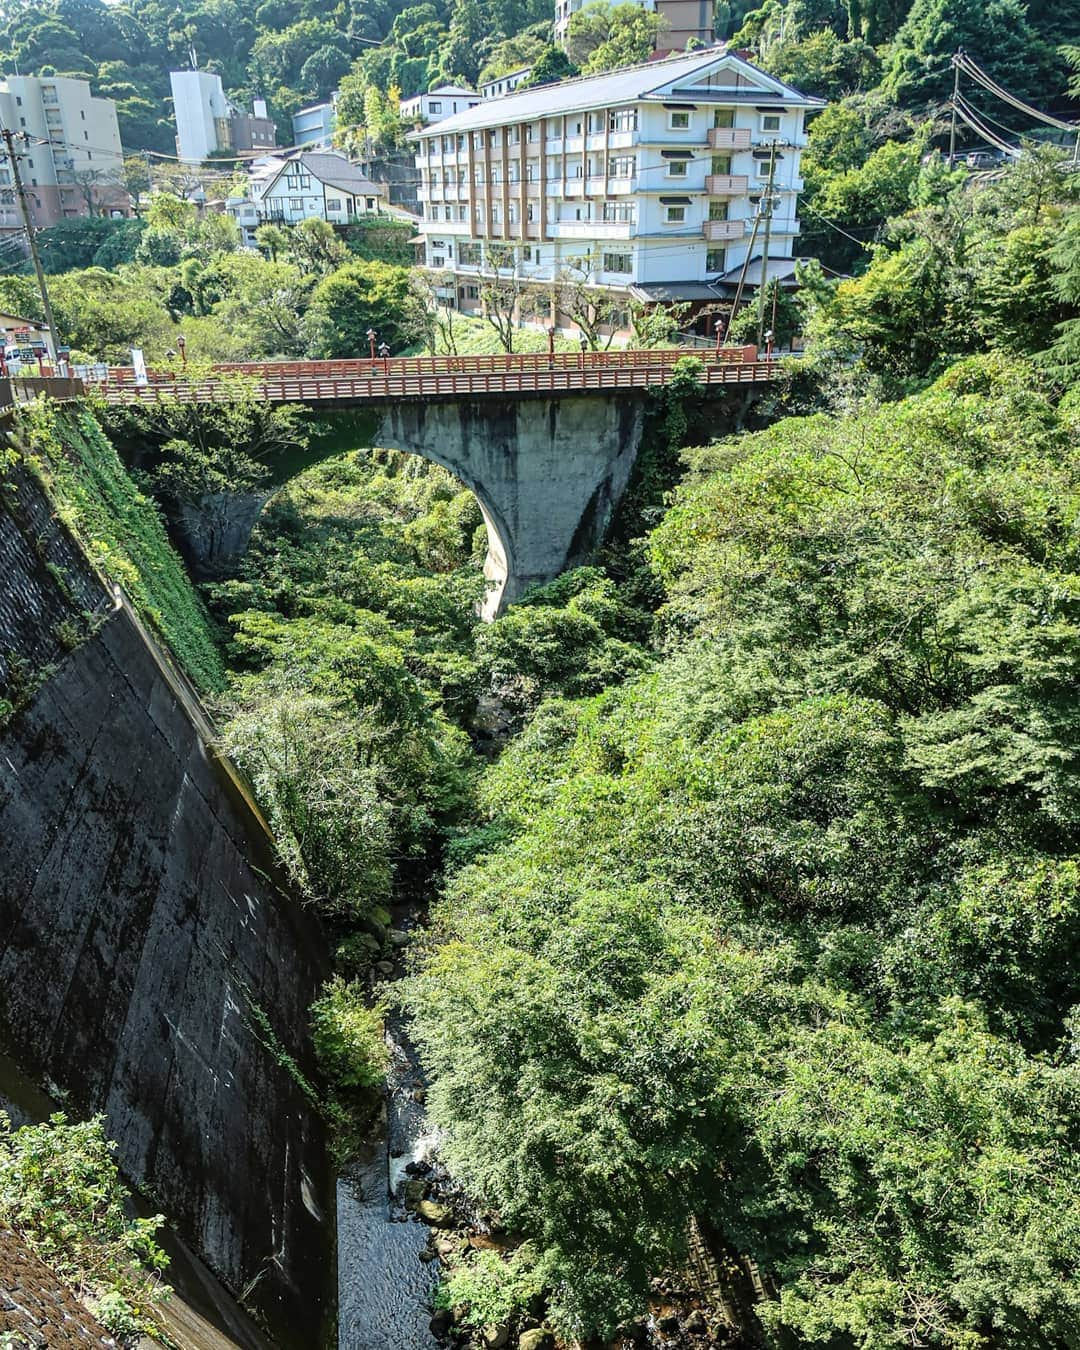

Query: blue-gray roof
[[410, 47, 824, 139]]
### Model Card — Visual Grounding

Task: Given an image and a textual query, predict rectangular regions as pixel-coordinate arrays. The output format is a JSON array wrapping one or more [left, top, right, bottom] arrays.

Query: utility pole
[[948, 51, 961, 162], [756, 139, 778, 349], [2, 127, 61, 360]]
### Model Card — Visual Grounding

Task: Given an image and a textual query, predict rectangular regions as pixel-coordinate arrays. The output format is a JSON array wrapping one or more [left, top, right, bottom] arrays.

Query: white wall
[[171, 71, 229, 163]]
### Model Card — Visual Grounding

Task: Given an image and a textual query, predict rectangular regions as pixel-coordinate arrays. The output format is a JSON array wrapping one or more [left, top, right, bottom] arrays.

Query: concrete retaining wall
[[0, 460, 335, 1348]]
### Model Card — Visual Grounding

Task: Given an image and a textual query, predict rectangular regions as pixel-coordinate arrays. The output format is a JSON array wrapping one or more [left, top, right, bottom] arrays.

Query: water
[[337, 1013, 440, 1350]]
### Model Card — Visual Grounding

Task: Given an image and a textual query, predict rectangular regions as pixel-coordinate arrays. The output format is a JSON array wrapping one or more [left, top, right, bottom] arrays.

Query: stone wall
[[0, 458, 335, 1348]]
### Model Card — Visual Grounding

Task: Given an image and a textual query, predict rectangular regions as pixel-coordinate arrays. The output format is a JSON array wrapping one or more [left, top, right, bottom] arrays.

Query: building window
[[602, 251, 632, 273], [756, 160, 773, 179], [327, 199, 341, 211], [432, 255, 444, 266], [290, 198, 302, 209], [443, 136, 453, 151], [526, 203, 535, 221], [666, 159, 688, 177], [610, 155, 635, 178], [602, 201, 635, 222], [668, 110, 691, 130], [458, 204, 467, 220], [713, 108, 735, 128], [608, 109, 638, 132], [664, 205, 686, 223], [711, 154, 732, 175], [522, 245, 533, 261], [708, 200, 729, 220], [761, 113, 782, 133], [465, 284, 479, 299], [705, 248, 726, 272], [430, 101, 442, 113], [459, 242, 481, 264]]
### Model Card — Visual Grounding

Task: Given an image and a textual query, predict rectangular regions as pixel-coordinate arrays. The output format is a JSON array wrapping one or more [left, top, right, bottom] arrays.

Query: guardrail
[[98, 357, 781, 406], [96, 346, 762, 387]]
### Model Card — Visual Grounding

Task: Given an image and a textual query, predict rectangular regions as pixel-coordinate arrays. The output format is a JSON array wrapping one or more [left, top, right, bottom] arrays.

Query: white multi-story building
[[400, 85, 481, 125], [412, 47, 823, 318], [292, 97, 337, 147], [226, 151, 385, 240], [480, 68, 533, 100], [170, 71, 277, 163], [0, 76, 126, 233]]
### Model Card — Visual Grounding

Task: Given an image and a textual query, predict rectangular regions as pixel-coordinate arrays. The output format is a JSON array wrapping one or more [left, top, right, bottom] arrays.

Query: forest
[[2, 0, 1080, 1344]]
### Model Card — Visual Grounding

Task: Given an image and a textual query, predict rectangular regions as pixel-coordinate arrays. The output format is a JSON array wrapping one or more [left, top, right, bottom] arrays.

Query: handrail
[[98, 358, 781, 406]]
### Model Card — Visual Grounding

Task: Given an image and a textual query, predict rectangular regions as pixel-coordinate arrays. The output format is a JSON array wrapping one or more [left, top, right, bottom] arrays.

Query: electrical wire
[[954, 53, 1077, 132], [952, 94, 1022, 158]]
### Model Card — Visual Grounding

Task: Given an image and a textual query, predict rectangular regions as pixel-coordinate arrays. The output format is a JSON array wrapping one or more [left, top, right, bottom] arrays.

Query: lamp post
[[378, 341, 390, 374], [578, 333, 587, 370], [764, 328, 775, 359], [548, 326, 555, 360], [367, 328, 377, 360], [177, 333, 187, 365], [714, 317, 724, 356]]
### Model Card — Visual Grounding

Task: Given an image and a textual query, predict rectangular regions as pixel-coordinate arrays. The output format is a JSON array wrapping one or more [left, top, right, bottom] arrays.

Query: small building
[[170, 71, 277, 163], [0, 311, 49, 348], [246, 151, 386, 227], [293, 99, 337, 148], [400, 85, 481, 125], [480, 68, 533, 100]]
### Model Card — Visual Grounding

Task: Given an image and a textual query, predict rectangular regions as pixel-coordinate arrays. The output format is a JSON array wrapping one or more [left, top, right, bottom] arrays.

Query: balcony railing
[[705, 174, 749, 196], [549, 220, 633, 240], [707, 127, 752, 150], [702, 218, 746, 242]]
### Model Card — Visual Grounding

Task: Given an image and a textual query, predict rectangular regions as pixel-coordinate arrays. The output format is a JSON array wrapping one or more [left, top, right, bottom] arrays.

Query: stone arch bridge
[[97, 350, 780, 616]]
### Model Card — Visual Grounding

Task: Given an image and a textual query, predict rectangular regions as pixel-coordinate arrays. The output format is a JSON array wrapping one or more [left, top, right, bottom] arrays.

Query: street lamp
[[714, 317, 724, 356], [378, 341, 390, 374], [367, 328, 377, 360], [177, 333, 187, 365], [578, 333, 588, 369], [764, 328, 775, 359]]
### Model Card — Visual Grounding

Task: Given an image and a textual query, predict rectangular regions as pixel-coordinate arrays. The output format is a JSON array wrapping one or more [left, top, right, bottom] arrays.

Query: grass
[[14, 402, 226, 693]]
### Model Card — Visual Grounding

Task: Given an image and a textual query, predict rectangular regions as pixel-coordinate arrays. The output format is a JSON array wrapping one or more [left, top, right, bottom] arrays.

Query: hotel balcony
[[702, 218, 746, 242], [707, 127, 752, 150], [549, 220, 633, 240], [705, 174, 749, 196]]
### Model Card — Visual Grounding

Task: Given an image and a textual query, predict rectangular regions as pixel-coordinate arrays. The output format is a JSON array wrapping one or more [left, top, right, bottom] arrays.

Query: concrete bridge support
[[374, 395, 645, 616], [173, 394, 647, 617]]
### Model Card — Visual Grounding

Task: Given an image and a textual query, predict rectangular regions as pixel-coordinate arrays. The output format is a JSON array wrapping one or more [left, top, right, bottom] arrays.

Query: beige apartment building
[[0, 76, 126, 233]]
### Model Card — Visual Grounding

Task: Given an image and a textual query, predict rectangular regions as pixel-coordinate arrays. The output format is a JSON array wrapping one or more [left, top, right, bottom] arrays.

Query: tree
[[554, 254, 627, 349], [883, 0, 1055, 105], [566, 1, 665, 73], [303, 258, 426, 356], [476, 244, 540, 353], [518, 45, 579, 87], [121, 155, 152, 215]]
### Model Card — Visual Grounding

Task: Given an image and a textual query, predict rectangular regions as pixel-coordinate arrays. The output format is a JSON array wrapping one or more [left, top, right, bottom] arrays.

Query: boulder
[[482, 1326, 510, 1349], [429, 1308, 454, 1338], [684, 1309, 708, 1336], [417, 1200, 453, 1227], [389, 928, 410, 947], [517, 1331, 554, 1350], [404, 1179, 428, 1208]]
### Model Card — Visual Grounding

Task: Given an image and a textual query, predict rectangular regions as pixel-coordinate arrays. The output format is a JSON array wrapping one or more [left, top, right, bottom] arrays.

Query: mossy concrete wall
[[0, 459, 334, 1348]]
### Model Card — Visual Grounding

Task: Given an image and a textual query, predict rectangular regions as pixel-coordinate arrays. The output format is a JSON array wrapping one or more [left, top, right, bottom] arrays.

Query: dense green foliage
[[403, 357, 1080, 1342], [310, 978, 388, 1088], [15, 403, 225, 691], [0, 1112, 170, 1337]]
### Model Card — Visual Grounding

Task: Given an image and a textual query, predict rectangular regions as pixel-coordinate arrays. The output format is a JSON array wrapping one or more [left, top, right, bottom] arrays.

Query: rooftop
[[410, 47, 824, 138]]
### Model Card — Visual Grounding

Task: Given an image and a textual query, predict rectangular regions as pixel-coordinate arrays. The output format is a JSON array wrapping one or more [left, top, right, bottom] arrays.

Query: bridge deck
[[94, 349, 782, 406]]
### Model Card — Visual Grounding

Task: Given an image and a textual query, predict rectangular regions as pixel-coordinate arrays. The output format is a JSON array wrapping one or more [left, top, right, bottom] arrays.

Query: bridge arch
[[172, 393, 648, 618]]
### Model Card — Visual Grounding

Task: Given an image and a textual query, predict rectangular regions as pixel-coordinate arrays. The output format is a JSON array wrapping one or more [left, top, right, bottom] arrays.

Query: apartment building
[[171, 71, 277, 163], [400, 86, 482, 125], [555, 0, 714, 52], [0, 76, 126, 233], [412, 47, 823, 318]]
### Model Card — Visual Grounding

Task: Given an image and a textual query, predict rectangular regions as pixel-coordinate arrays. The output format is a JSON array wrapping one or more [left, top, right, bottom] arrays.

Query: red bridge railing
[[95, 348, 780, 406]]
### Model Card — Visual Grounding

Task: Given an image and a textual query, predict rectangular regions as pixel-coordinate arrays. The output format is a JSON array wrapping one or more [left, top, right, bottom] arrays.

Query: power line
[[953, 52, 1077, 133]]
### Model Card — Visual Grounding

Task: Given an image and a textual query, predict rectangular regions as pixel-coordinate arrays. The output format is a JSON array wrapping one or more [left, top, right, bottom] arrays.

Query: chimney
[[253, 98, 268, 119]]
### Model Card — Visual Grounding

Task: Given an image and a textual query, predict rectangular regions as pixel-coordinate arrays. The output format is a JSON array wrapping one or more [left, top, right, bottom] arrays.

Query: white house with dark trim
[[400, 85, 481, 125], [411, 46, 824, 316], [249, 151, 386, 225]]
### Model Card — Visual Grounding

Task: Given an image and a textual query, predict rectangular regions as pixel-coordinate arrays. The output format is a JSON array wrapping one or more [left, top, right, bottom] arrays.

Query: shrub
[[310, 978, 388, 1090]]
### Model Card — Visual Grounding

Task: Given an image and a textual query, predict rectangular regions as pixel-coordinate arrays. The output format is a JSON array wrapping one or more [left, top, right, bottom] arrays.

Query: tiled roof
[[411, 47, 824, 137]]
